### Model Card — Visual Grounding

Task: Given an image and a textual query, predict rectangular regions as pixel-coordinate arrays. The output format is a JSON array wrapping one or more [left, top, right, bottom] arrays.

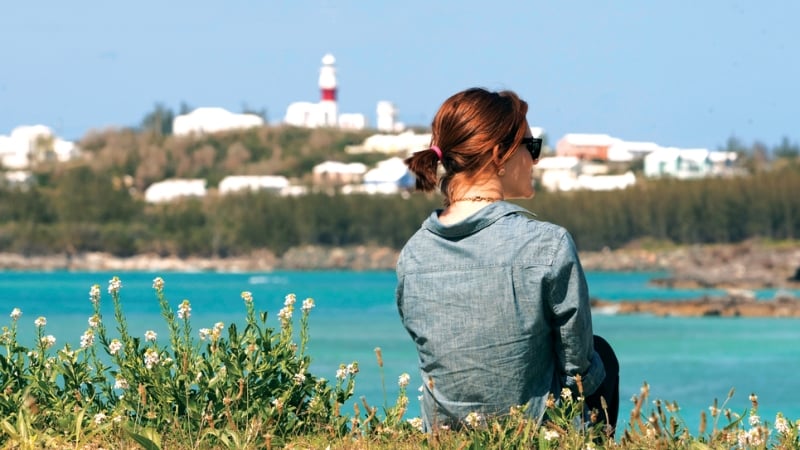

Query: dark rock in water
[[591, 293, 800, 318], [790, 267, 800, 282]]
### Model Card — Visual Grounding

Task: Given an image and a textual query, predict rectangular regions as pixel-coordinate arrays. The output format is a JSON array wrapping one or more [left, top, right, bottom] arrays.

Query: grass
[[0, 275, 798, 449]]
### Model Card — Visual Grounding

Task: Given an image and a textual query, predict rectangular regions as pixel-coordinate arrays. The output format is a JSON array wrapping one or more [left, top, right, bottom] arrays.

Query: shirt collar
[[422, 201, 533, 238]]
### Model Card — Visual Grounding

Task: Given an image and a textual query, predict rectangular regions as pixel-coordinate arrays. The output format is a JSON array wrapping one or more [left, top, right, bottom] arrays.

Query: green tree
[[140, 103, 175, 136]]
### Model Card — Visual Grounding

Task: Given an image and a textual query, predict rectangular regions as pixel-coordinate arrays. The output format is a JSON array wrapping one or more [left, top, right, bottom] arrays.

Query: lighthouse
[[284, 53, 366, 129], [319, 53, 338, 127]]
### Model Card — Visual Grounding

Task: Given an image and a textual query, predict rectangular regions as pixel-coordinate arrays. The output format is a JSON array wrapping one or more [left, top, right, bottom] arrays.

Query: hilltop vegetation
[[0, 125, 798, 259]]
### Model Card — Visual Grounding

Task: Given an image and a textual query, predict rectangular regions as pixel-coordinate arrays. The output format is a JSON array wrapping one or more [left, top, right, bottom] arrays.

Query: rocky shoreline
[[581, 240, 800, 317], [0, 245, 400, 273], [2, 240, 799, 317]]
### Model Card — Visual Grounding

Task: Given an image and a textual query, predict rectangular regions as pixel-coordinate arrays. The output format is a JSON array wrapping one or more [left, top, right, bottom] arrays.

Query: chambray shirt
[[396, 201, 605, 430]]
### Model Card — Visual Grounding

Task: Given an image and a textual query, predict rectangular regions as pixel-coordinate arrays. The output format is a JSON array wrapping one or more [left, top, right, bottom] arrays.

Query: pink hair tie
[[431, 145, 442, 161]]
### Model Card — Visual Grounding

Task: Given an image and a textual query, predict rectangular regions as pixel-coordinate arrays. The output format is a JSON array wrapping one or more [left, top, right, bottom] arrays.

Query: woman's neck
[[438, 196, 501, 225]]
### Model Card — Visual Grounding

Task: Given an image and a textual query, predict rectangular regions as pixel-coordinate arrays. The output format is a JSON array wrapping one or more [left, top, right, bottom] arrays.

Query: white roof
[[0, 125, 78, 168], [535, 156, 580, 170], [144, 179, 207, 203], [363, 131, 432, 153], [645, 147, 713, 164], [363, 157, 409, 183], [576, 171, 636, 191], [218, 175, 289, 194], [173, 107, 264, 136], [709, 151, 737, 163], [313, 161, 367, 175], [10, 125, 53, 140]]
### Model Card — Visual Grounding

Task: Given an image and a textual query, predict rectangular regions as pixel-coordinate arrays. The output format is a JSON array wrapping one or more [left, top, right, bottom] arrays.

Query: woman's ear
[[491, 143, 504, 167]]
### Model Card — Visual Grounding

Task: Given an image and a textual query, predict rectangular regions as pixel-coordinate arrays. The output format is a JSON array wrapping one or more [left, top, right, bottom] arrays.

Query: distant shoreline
[[3, 240, 799, 289]]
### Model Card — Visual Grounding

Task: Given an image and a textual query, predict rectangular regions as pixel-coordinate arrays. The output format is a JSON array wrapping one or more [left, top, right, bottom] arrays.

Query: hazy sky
[[1, 1, 798, 150]]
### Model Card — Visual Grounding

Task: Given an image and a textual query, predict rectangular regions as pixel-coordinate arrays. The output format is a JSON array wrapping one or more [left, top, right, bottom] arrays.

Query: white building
[[644, 148, 724, 179], [645, 148, 739, 179], [346, 130, 432, 155], [535, 156, 636, 192], [144, 179, 207, 203], [534, 156, 582, 192], [607, 140, 663, 162], [218, 175, 289, 195], [376, 101, 404, 132], [312, 161, 367, 185], [172, 107, 264, 136], [343, 157, 414, 194], [575, 171, 637, 191], [338, 113, 367, 130], [1, 170, 34, 188], [0, 125, 78, 169]]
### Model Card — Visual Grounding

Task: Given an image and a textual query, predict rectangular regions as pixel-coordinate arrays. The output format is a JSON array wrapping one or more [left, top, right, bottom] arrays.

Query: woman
[[396, 87, 619, 432]]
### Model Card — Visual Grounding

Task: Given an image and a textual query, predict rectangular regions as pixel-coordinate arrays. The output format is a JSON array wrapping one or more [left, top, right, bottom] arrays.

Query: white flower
[[398, 373, 411, 388], [302, 298, 315, 312], [278, 306, 293, 323], [107, 277, 122, 295], [144, 330, 157, 342], [10, 308, 21, 320], [214, 322, 224, 332], [80, 329, 94, 348], [294, 371, 306, 384], [152, 277, 164, 291], [746, 427, 764, 446], [407, 417, 423, 431], [108, 339, 122, 355], [346, 363, 358, 375], [284, 294, 296, 307], [114, 377, 129, 390], [40, 335, 56, 349], [93, 412, 107, 424], [34, 316, 47, 327], [336, 366, 347, 380], [543, 429, 560, 441], [464, 411, 483, 428], [177, 300, 192, 319], [560, 387, 572, 401], [749, 414, 761, 426], [241, 291, 253, 303], [89, 284, 101, 303], [144, 348, 160, 369], [775, 414, 790, 434], [199, 328, 211, 340], [88, 315, 100, 327]]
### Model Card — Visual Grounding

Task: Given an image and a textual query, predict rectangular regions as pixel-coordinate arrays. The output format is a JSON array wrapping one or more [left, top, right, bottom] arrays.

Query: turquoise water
[[2, 270, 799, 433]]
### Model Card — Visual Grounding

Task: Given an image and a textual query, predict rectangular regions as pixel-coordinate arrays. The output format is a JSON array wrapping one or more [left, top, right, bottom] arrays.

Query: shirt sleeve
[[546, 231, 606, 396]]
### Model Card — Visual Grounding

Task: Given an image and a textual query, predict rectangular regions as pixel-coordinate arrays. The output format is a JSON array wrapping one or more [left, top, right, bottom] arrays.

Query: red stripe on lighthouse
[[321, 88, 337, 101]]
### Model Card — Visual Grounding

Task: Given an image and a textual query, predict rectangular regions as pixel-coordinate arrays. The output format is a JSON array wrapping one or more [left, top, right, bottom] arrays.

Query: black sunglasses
[[521, 137, 542, 160]]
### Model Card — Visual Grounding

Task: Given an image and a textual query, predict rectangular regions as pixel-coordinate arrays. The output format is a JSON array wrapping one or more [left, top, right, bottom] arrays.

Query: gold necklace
[[451, 196, 503, 203]]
